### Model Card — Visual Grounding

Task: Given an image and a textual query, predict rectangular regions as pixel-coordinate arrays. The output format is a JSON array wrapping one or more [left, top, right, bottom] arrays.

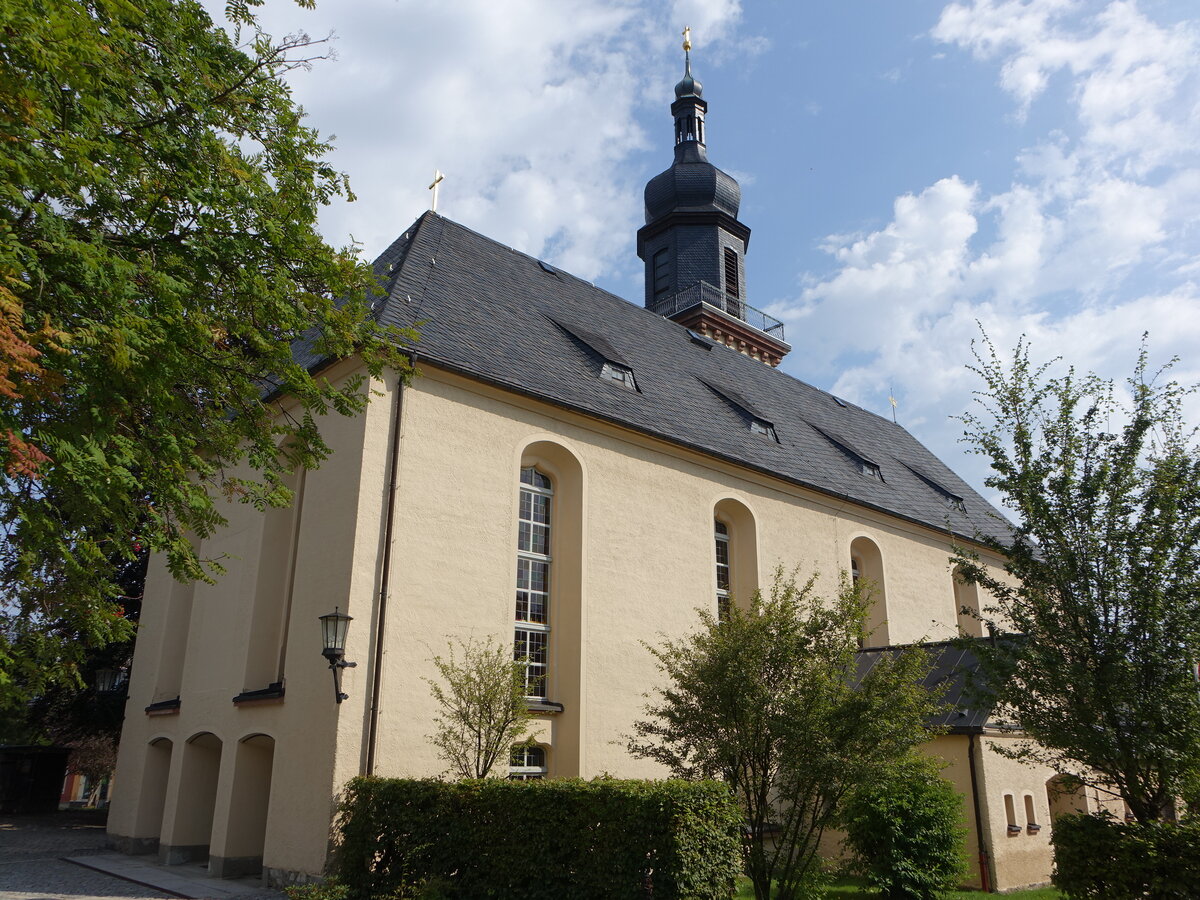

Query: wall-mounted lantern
[[95, 668, 119, 693], [318, 608, 357, 704]]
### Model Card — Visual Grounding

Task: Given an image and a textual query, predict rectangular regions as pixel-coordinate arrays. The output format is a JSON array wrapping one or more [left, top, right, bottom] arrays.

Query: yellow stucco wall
[[111, 358, 1031, 884]]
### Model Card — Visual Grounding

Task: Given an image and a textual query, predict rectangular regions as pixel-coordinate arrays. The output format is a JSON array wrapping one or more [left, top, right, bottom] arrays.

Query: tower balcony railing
[[649, 281, 786, 341]]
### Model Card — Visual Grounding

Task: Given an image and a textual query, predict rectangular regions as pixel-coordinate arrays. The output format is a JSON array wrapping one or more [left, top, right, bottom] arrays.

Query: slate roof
[[855, 640, 997, 733], [353, 211, 1011, 546]]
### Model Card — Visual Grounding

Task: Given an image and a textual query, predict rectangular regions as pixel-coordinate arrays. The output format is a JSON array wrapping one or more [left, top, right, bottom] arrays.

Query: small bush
[[333, 775, 743, 900], [1051, 814, 1200, 899], [840, 753, 967, 900]]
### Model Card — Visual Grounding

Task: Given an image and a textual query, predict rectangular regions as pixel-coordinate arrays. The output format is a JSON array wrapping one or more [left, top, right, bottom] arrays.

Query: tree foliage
[[840, 752, 968, 900], [628, 567, 942, 900], [954, 335, 1200, 822], [0, 0, 415, 704], [426, 637, 533, 780]]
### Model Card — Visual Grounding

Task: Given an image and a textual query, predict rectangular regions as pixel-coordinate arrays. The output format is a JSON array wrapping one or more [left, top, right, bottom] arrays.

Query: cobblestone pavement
[[0, 812, 282, 900], [0, 810, 172, 900]]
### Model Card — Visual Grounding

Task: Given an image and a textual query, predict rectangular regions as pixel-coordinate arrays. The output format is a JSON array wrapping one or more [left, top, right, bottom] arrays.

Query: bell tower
[[636, 29, 789, 366]]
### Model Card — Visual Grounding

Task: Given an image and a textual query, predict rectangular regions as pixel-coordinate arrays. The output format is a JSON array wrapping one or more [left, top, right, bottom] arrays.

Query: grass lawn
[[734, 875, 1062, 898]]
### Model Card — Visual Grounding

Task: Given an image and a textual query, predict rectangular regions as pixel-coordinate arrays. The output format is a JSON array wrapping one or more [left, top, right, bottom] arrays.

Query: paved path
[[0, 812, 284, 900]]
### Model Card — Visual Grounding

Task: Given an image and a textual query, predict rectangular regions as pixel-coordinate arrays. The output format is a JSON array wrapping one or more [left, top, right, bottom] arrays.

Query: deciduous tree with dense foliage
[[840, 752, 967, 900], [0, 0, 414, 705], [426, 637, 534, 780], [628, 567, 942, 900], [954, 336, 1200, 822]]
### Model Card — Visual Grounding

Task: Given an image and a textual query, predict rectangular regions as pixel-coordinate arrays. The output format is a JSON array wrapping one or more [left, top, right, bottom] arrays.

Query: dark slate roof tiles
[[363, 211, 1010, 545]]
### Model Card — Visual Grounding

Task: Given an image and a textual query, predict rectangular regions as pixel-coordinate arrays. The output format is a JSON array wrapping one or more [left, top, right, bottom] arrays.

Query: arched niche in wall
[[713, 497, 758, 616], [849, 536, 889, 646], [243, 464, 306, 691], [516, 439, 585, 776], [953, 565, 985, 638]]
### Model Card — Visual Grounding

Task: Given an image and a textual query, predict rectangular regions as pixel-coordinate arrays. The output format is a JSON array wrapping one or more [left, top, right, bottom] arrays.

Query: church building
[[108, 43, 1103, 892]]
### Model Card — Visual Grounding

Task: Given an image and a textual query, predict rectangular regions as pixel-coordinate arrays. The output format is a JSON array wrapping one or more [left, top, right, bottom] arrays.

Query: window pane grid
[[515, 470, 552, 700], [715, 520, 731, 621]]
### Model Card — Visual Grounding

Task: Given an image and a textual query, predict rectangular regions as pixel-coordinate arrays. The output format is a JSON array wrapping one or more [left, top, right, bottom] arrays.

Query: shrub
[[839, 753, 967, 900], [1051, 814, 1200, 899], [333, 776, 743, 900]]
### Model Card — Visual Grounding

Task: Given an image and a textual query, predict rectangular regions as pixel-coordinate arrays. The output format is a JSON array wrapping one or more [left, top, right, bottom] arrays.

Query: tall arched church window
[[849, 536, 889, 646], [953, 566, 985, 638], [516, 467, 552, 698], [715, 520, 731, 621]]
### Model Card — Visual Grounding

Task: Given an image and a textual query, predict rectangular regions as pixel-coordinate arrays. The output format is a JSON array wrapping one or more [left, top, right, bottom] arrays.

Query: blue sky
[[228, 0, 1200, 503]]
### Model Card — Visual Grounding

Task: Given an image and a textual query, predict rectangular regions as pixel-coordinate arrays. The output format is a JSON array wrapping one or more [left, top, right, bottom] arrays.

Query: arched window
[[713, 498, 758, 618], [954, 566, 985, 638], [715, 521, 731, 620], [509, 745, 547, 780], [515, 467, 552, 698], [849, 536, 888, 646]]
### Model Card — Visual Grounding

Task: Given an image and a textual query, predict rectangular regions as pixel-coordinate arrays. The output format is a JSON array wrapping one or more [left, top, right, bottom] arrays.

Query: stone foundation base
[[106, 834, 158, 856], [265, 867, 322, 889], [209, 855, 263, 879], [158, 843, 208, 866]]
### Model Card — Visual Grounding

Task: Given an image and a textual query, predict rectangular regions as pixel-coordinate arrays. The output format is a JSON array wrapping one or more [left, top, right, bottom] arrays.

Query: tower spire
[[672, 27, 705, 149], [636, 32, 790, 367]]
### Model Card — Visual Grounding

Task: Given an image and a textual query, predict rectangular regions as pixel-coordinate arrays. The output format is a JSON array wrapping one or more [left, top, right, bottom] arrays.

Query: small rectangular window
[[723, 247, 739, 299], [509, 745, 547, 780]]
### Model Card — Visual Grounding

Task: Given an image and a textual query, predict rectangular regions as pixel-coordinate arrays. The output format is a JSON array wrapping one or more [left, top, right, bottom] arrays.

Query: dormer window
[[601, 362, 637, 390], [750, 419, 777, 441], [812, 425, 884, 482], [904, 464, 966, 512]]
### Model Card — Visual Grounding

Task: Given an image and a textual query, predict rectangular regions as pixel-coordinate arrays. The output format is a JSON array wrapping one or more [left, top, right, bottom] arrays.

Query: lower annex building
[[109, 44, 1110, 891]]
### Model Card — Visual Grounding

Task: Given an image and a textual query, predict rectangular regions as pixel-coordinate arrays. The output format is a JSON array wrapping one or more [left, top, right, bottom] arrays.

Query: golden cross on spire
[[682, 25, 692, 53]]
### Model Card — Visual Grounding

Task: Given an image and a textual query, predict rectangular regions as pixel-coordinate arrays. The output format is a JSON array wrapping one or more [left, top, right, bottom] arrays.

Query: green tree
[[954, 336, 1200, 822], [0, 0, 415, 704], [628, 567, 941, 900], [840, 752, 967, 900], [426, 637, 534, 779]]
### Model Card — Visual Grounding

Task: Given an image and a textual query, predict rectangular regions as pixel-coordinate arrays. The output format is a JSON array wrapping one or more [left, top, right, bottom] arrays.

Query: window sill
[[525, 699, 564, 714], [233, 682, 285, 705], [145, 696, 181, 717]]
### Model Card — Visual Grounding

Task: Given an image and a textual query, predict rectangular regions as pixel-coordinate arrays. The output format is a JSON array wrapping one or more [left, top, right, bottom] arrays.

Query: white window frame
[[509, 745, 548, 780], [715, 520, 731, 621], [516, 467, 552, 699]]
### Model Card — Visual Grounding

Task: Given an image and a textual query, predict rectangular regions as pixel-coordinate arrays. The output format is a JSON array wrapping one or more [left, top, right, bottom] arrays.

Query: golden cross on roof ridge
[[682, 26, 691, 53]]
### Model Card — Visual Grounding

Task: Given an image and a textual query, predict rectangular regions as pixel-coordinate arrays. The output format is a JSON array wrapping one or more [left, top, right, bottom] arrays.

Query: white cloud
[[775, 1, 1200, 496], [206, 0, 746, 280]]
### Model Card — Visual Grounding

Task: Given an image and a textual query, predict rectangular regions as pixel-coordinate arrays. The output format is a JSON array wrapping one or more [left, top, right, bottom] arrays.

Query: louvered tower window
[[723, 247, 739, 299]]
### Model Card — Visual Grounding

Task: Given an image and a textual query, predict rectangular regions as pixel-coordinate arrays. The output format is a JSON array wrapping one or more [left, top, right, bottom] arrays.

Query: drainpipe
[[364, 366, 407, 775], [968, 730, 993, 892]]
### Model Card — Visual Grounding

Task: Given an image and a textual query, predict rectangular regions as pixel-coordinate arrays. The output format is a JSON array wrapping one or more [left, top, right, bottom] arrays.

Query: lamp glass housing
[[319, 609, 352, 656]]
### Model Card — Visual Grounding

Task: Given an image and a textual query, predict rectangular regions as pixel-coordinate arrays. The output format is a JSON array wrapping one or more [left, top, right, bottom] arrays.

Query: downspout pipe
[[365, 364, 408, 775], [968, 730, 993, 892]]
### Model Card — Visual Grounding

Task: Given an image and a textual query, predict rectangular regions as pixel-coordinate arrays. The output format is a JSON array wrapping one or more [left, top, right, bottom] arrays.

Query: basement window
[[601, 361, 637, 390]]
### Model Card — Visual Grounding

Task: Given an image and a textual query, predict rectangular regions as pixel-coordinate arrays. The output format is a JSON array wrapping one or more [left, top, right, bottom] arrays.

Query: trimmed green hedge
[[333, 776, 743, 900], [1051, 814, 1200, 899]]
